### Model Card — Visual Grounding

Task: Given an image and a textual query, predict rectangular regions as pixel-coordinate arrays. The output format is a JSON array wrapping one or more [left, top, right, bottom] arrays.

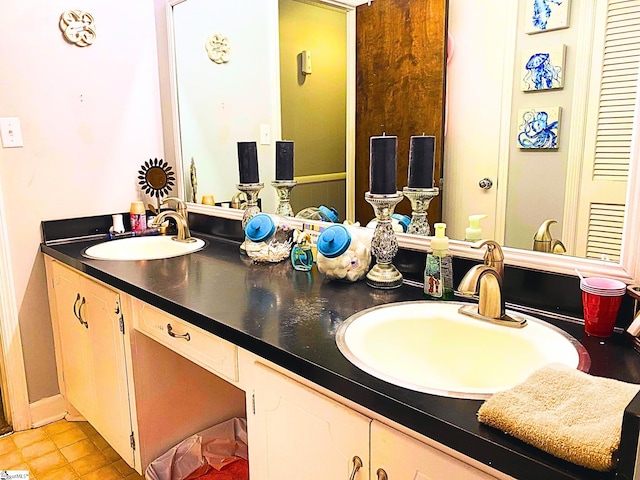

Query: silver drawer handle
[[73, 293, 81, 320], [376, 468, 388, 480], [166, 323, 190, 341], [77, 297, 88, 328], [348, 456, 363, 480], [73, 294, 88, 328]]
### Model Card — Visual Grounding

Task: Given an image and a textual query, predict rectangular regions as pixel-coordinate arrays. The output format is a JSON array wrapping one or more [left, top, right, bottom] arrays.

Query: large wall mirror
[[155, 0, 640, 283]]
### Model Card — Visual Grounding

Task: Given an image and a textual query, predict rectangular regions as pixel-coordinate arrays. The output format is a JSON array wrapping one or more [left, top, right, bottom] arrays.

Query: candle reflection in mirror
[[272, 140, 297, 217], [404, 135, 439, 236], [237, 141, 264, 253]]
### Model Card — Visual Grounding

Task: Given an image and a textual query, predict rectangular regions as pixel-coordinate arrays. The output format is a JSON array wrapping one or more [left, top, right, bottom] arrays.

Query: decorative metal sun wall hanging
[[138, 158, 175, 206]]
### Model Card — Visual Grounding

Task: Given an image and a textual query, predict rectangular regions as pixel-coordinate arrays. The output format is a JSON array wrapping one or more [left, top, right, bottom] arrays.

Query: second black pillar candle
[[369, 135, 398, 194]]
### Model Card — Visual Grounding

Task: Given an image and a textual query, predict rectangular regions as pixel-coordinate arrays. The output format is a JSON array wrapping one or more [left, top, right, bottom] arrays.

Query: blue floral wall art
[[517, 107, 561, 149], [521, 45, 565, 91], [525, 0, 570, 34]]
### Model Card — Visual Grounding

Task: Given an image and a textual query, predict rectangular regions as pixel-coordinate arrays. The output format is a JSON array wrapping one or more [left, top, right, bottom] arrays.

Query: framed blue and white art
[[517, 107, 561, 149], [525, 0, 570, 34], [521, 45, 566, 91]]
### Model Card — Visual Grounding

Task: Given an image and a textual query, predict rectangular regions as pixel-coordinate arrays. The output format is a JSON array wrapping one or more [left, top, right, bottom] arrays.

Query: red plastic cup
[[582, 290, 623, 337]]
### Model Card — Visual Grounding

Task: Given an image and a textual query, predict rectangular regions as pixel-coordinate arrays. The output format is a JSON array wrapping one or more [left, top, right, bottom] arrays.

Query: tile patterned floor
[[0, 420, 145, 479]]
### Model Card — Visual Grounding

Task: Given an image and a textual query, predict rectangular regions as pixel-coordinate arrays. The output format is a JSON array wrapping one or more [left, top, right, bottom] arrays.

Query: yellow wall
[[278, 0, 347, 217]]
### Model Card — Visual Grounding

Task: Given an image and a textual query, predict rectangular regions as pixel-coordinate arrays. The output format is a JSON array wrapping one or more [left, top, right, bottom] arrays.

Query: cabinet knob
[[348, 456, 363, 480]]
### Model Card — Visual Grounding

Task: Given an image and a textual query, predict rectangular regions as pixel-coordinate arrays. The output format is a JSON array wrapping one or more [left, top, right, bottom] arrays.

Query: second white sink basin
[[83, 235, 206, 261], [336, 301, 590, 399]]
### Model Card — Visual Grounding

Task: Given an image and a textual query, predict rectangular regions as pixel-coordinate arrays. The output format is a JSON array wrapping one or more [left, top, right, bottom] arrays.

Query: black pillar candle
[[369, 135, 398, 194], [275, 141, 294, 180], [237, 141, 259, 184], [407, 135, 435, 188]]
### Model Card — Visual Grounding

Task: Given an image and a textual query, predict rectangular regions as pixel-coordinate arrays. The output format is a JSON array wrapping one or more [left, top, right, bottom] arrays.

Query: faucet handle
[[471, 240, 504, 279], [161, 197, 187, 216]]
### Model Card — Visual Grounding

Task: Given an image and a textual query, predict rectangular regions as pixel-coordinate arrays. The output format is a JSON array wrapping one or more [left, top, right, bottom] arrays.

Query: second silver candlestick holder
[[271, 180, 297, 217], [237, 182, 264, 254], [365, 191, 404, 289], [402, 186, 440, 236]]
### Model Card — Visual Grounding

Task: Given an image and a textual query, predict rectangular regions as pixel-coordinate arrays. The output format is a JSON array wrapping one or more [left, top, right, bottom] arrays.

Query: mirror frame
[[155, 0, 640, 284]]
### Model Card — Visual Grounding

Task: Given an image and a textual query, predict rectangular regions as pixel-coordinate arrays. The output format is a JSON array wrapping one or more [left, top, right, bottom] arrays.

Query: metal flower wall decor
[[138, 158, 175, 203]]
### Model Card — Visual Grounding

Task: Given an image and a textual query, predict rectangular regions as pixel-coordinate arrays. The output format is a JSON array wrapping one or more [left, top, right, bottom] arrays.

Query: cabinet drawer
[[133, 299, 238, 382]]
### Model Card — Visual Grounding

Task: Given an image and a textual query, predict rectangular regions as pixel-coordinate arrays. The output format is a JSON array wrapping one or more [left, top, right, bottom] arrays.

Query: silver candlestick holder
[[365, 191, 404, 289], [237, 182, 264, 254], [402, 186, 440, 236], [271, 180, 297, 217]]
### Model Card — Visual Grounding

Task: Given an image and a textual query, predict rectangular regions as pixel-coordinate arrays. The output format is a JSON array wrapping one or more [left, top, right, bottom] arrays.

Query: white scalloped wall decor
[[59, 10, 96, 47], [205, 34, 231, 64]]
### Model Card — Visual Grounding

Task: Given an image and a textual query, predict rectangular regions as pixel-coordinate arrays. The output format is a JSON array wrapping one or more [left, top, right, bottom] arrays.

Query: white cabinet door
[[50, 261, 97, 423], [48, 259, 134, 466], [371, 421, 501, 480], [250, 363, 370, 480], [84, 280, 134, 466]]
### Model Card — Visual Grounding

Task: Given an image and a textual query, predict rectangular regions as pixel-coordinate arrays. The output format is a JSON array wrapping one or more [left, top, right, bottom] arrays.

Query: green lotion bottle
[[424, 223, 454, 300]]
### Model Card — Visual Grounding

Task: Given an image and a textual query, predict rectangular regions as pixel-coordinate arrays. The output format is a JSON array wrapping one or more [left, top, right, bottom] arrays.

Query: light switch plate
[[0, 117, 24, 148]]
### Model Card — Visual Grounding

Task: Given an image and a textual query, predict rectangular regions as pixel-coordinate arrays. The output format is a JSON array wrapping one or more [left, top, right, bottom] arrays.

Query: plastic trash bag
[[145, 417, 248, 480]]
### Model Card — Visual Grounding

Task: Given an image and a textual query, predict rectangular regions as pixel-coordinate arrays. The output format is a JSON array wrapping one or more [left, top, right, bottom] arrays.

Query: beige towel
[[477, 363, 640, 472]]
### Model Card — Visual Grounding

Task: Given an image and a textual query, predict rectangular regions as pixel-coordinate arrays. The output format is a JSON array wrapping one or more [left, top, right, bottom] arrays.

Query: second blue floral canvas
[[517, 107, 561, 149]]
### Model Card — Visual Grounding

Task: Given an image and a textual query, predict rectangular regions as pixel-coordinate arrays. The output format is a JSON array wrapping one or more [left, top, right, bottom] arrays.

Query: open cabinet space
[[130, 330, 247, 473]]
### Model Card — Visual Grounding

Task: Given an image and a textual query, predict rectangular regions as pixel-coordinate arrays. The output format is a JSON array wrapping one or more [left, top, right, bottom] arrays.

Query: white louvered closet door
[[575, 0, 640, 261]]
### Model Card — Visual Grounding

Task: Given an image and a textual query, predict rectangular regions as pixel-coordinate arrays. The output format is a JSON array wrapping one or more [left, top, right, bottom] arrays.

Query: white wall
[[0, 0, 164, 402], [172, 0, 279, 210]]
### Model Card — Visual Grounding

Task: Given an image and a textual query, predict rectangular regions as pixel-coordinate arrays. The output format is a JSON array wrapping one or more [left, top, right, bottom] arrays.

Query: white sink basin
[[336, 301, 590, 399], [83, 235, 206, 261]]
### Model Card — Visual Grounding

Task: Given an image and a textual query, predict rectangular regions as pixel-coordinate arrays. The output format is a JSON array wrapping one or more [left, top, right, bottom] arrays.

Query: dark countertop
[[41, 233, 640, 480]]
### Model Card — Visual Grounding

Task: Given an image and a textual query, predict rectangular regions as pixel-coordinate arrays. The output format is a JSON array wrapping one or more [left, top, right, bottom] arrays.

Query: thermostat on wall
[[301, 50, 312, 75]]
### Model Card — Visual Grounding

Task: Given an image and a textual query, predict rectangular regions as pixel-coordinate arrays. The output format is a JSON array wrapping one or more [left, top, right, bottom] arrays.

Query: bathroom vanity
[[41, 220, 640, 480]]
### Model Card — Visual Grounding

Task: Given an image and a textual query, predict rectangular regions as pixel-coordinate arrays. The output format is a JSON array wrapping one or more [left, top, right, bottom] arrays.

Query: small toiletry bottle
[[130, 201, 146, 232], [111, 214, 125, 234], [291, 230, 313, 271], [424, 223, 454, 300], [465, 214, 488, 242]]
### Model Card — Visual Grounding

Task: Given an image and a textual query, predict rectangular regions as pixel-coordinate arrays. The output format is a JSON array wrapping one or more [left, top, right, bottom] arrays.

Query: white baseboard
[[29, 394, 67, 428]]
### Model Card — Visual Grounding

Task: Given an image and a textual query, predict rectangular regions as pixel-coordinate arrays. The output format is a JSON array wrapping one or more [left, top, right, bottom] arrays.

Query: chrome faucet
[[150, 197, 195, 243], [457, 241, 526, 328]]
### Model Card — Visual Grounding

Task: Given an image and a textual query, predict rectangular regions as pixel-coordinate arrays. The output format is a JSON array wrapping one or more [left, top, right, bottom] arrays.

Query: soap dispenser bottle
[[465, 214, 488, 242], [424, 223, 454, 300]]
